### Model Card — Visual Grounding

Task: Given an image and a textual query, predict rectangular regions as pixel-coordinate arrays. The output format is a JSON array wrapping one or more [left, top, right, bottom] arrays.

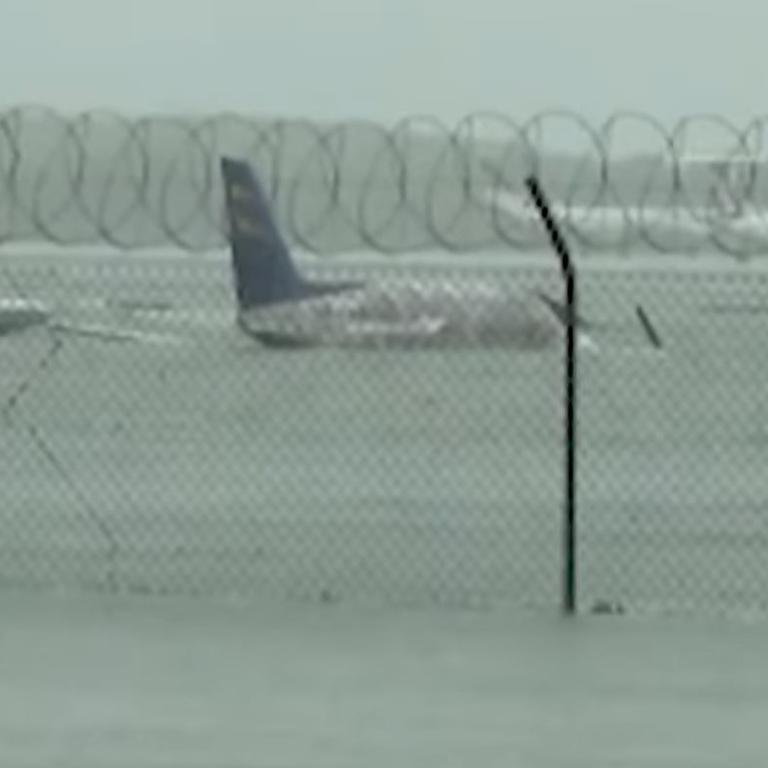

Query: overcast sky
[[0, 0, 765, 127]]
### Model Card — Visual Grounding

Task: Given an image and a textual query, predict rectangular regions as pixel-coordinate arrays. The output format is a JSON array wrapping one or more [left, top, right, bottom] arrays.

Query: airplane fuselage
[[236, 279, 561, 350], [490, 189, 768, 246]]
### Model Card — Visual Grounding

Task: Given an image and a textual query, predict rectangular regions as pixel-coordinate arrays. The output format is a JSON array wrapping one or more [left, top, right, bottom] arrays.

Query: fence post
[[524, 176, 578, 616]]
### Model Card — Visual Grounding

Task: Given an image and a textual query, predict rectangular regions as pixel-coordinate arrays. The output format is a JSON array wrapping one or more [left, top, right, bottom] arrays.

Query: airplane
[[488, 188, 768, 242], [220, 156, 615, 351], [220, 157, 662, 352], [483, 158, 768, 255]]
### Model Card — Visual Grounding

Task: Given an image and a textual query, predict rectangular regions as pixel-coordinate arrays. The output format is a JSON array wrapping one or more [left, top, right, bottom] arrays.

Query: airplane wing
[[535, 290, 664, 355], [48, 321, 182, 345]]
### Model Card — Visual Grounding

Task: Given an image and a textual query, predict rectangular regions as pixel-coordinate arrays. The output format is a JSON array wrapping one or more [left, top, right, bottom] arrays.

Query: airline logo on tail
[[225, 182, 262, 237], [230, 182, 256, 204], [220, 156, 361, 314]]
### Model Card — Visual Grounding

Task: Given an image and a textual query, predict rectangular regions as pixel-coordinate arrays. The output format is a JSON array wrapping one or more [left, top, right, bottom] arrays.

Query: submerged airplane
[[0, 159, 660, 351], [220, 157, 622, 351]]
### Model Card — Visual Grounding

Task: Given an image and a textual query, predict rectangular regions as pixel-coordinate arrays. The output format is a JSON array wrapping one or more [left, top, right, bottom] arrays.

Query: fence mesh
[[2, 108, 768, 620], [0, 255, 566, 610], [578, 266, 768, 619]]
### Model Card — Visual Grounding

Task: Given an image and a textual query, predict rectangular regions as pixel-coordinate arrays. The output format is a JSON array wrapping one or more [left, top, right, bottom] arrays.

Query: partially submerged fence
[[2, 109, 768, 621]]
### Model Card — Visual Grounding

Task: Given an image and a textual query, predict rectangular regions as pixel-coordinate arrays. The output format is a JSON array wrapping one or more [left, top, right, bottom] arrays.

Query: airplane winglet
[[535, 291, 591, 329], [635, 304, 663, 349]]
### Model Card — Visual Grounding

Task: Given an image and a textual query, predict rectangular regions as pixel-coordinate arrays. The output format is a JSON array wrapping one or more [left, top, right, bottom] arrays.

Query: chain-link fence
[[0, 254, 566, 611], [2, 108, 768, 620], [577, 263, 768, 620]]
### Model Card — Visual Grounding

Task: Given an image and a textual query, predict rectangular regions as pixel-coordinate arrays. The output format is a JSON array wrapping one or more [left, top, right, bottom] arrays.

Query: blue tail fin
[[220, 157, 361, 310], [220, 157, 308, 308]]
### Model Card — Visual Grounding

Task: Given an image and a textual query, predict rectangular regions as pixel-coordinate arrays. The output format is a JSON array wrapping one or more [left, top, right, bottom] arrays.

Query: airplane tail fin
[[220, 157, 361, 310], [220, 157, 309, 309]]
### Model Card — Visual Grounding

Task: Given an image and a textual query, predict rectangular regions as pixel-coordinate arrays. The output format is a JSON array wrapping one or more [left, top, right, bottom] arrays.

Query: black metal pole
[[524, 176, 577, 616]]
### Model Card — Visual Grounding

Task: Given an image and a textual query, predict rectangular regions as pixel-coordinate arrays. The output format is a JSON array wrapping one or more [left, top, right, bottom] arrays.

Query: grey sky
[[0, 0, 765, 125]]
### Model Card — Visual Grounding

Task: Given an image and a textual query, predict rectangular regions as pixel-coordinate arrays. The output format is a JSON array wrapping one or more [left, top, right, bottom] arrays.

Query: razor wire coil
[[3, 106, 768, 258]]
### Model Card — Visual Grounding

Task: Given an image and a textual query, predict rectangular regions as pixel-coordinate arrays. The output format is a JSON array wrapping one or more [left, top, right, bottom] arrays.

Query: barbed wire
[[3, 106, 768, 258]]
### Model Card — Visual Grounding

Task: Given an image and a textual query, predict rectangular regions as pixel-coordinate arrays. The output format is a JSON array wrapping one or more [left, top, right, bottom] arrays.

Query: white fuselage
[[238, 279, 561, 350], [489, 190, 768, 251]]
